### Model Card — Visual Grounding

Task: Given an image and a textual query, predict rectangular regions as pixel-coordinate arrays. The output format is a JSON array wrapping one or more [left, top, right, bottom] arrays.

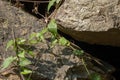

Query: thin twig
[[11, 26, 25, 80], [82, 58, 91, 76], [0, 66, 15, 74]]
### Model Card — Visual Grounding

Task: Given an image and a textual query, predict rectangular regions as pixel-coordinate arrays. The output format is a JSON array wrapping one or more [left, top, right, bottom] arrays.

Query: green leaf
[[66, 42, 70, 46], [18, 51, 25, 58], [29, 39, 38, 44], [16, 38, 25, 44], [36, 28, 48, 38], [6, 40, 14, 50], [40, 28, 48, 34], [29, 32, 37, 40], [36, 33, 45, 42], [47, 0, 56, 12], [56, 0, 61, 3], [17, 38, 26, 44], [73, 49, 84, 56], [51, 39, 58, 48], [36, 28, 48, 42], [27, 51, 34, 56], [19, 58, 31, 67], [40, 35, 45, 42], [48, 19, 58, 37], [90, 73, 101, 80], [21, 68, 32, 75], [1, 56, 16, 70], [59, 37, 69, 46]]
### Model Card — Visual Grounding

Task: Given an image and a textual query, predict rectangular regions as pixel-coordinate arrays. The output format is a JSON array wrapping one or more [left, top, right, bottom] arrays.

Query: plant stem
[[82, 58, 91, 76], [11, 26, 25, 80]]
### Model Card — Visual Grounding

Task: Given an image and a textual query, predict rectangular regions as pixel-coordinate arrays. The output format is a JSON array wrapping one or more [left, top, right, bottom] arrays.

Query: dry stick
[[0, 65, 15, 75], [35, 11, 46, 19], [11, 26, 25, 80], [31, 3, 48, 23], [82, 58, 91, 76]]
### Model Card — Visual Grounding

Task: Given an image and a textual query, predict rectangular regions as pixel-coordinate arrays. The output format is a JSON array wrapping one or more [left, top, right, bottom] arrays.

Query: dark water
[[59, 31, 120, 80]]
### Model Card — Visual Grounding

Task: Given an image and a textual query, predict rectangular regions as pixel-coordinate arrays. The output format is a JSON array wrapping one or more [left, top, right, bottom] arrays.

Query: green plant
[[90, 73, 102, 80], [6, 38, 32, 71], [47, 0, 61, 12], [1, 37, 33, 80], [0, 0, 101, 80]]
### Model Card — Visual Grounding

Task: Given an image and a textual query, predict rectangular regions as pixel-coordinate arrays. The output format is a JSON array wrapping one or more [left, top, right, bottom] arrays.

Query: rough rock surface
[[0, 0, 115, 80], [55, 0, 120, 46]]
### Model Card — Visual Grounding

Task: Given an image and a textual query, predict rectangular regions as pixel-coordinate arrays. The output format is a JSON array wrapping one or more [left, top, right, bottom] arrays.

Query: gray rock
[[0, 0, 115, 80], [55, 0, 120, 46]]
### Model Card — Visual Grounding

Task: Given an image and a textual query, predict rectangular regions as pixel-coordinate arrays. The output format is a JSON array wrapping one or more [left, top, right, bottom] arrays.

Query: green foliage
[[29, 32, 37, 40], [47, 0, 61, 11], [59, 37, 70, 46], [6, 40, 14, 50], [29, 28, 48, 43], [1, 56, 17, 70], [3, 37, 33, 78], [48, 19, 58, 37], [27, 51, 34, 56], [73, 49, 84, 56], [21, 68, 32, 75], [29, 39, 38, 44], [56, 0, 61, 4], [19, 58, 31, 67], [47, 0, 56, 12], [90, 73, 102, 80], [51, 39, 58, 48], [17, 38, 26, 44], [36, 28, 48, 42], [18, 51, 25, 58], [3, 25, 49, 79], [29, 32, 38, 44]]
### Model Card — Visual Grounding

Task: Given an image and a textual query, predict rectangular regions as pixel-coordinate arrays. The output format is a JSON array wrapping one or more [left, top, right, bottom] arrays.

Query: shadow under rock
[[19, 44, 37, 51], [27, 57, 57, 80], [61, 47, 73, 55]]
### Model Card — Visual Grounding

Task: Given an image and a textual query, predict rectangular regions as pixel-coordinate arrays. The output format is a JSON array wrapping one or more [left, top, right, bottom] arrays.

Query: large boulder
[[0, 1, 115, 80], [55, 0, 120, 46]]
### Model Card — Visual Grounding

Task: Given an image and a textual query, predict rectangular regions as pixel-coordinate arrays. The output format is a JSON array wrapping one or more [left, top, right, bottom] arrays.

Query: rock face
[[0, 0, 47, 58], [55, 0, 120, 46]]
